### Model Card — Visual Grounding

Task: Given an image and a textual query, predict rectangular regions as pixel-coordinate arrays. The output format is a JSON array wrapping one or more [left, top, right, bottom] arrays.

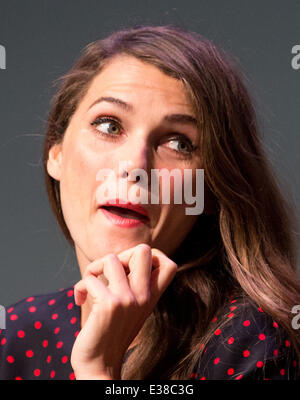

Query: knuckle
[[135, 290, 151, 305], [168, 260, 178, 272], [103, 253, 118, 262], [121, 294, 136, 308], [108, 295, 122, 311], [136, 243, 151, 253]]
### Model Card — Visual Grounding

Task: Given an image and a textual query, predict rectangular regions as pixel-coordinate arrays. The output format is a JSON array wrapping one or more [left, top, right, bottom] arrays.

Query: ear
[[47, 143, 63, 181]]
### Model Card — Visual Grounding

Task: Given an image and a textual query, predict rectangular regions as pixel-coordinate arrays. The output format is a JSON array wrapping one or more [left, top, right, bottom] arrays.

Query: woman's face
[[47, 55, 203, 271]]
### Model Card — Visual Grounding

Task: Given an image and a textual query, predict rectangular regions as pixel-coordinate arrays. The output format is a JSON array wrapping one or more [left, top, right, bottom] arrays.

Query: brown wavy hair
[[42, 24, 300, 379]]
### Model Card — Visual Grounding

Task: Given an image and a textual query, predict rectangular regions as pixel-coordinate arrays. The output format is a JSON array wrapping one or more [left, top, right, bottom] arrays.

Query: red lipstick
[[98, 198, 149, 228]]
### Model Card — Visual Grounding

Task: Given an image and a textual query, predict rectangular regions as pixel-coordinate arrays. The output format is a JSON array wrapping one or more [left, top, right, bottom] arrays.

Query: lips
[[99, 199, 149, 221]]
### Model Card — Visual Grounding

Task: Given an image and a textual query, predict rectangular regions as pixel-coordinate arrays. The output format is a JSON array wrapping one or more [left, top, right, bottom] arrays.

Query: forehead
[[83, 55, 193, 109]]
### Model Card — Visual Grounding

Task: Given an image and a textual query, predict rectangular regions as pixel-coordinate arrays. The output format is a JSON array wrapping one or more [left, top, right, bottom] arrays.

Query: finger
[[83, 254, 129, 280], [117, 244, 153, 303], [74, 279, 87, 306], [148, 248, 178, 304], [101, 254, 133, 299], [82, 258, 105, 279], [74, 275, 110, 306], [79, 254, 133, 304]]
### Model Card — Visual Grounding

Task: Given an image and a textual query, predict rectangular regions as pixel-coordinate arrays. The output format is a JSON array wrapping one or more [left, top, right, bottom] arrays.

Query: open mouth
[[100, 205, 149, 221]]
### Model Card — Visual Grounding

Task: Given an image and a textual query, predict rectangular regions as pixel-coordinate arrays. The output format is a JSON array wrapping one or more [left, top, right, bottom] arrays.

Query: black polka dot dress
[[0, 286, 298, 380], [189, 296, 299, 380], [0, 286, 79, 380]]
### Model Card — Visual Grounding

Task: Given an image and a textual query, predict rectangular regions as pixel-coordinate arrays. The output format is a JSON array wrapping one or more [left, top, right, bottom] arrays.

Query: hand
[[70, 244, 178, 380]]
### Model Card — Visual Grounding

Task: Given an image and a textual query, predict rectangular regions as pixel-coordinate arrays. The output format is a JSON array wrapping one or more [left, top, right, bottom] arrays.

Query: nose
[[116, 138, 151, 184]]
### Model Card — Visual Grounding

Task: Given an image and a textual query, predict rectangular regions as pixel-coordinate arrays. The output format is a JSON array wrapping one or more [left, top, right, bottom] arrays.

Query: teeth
[[102, 206, 144, 220]]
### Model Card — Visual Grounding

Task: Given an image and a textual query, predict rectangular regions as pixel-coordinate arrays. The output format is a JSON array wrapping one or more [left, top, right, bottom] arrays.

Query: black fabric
[[0, 286, 298, 380]]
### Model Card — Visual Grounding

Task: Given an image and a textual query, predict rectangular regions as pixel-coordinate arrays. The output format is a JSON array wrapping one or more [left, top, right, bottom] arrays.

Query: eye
[[164, 135, 197, 156], [90, 116, 122, 139], [90, 116, 198, 157]]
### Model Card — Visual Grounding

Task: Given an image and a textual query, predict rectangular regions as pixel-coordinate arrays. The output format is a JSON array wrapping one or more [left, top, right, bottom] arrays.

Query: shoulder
[[3, 286, 77, 325], [0, 286, 79, 380], [191, 295, 299, 380]]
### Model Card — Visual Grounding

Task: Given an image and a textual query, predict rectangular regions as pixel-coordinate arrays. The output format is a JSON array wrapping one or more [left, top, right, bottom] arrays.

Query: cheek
[[59, 141, 97, 221]]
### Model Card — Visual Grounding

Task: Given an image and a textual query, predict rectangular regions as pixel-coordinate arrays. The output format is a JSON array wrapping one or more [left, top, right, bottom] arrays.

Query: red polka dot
[[259, 333, 266, 341], [230, 306, 237, 311], [69, 372, 75, 380], [7, 307, 14, 313], [7, 355, 15, 363], [74, 331, 79, 338], [34, 369, 40, 377], [235, 374, 243, 380], [214, 357, 220, 365], [46, 355, 52, 363], [200, 376, 206, 380], [214, 329, 221, 336], [243, 320, 250, 327], [28, 306, 36, 313], [67, 290, 74, 297], [280, 369, 285, 376], [285, 340, 290, 347], [1, 337, 7, 345], [211, 317, 217, 323], [228, 337, 235, 344], [48, 299, 56, 306], [256, 361, 263, 368], [243, 350, 250, 357], [52, 313, 58, 320], [67, 303, 74, 310], [50, 370, 56, 378], [57, 341, 63, 349], [228, 313, 235, 318], [42, 340, 48, 348], [15, 376, 22, 380], [34, 321, 42, 330], [227, 368, 234, 375], [54, 327, 60, 334], [26, 297, 35, 303], [273, 349, 279, 356], [26, 350, 34, 358], [70, 317, 77, 325], [230, 299, 237, 304], [61, 356, 68, 364], [258, 307, 264, 313], [10, 314, 18, 321], [17, 330, 25, 338], [273, 321, 278, 328]]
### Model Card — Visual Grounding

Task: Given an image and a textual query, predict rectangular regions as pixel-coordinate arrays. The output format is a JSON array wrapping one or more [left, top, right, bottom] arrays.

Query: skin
[[46, 55, 207, 379]]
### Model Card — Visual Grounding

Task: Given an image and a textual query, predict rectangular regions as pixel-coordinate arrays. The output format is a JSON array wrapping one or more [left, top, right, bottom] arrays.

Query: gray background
[[0, 0, 299, 306]]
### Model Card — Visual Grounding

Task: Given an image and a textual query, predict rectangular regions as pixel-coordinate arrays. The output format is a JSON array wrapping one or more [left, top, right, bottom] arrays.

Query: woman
[[0, 24, 299, 380]]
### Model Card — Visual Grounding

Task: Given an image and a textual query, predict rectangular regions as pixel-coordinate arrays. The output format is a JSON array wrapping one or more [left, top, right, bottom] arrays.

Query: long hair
[[42, 24, 300, 379]]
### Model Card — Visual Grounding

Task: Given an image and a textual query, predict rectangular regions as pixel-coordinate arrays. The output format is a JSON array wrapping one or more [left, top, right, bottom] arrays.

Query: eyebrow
[[88, 96, 198, 127]]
